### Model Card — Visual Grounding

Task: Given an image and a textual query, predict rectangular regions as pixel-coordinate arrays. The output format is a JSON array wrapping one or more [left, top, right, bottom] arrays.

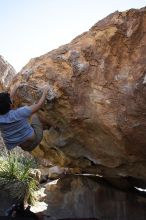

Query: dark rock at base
[[43, 175, 146, 220]]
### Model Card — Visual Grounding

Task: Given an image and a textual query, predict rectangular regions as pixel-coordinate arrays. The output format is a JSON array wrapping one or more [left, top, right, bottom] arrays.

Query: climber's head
[[0, 92, 12, 115]]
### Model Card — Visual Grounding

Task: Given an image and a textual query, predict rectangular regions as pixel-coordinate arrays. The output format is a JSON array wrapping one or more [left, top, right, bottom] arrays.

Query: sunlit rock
[[11, 8, 146, 186]]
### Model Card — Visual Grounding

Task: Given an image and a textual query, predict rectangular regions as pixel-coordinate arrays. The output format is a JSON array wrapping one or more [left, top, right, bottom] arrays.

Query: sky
[[0, 0, 146, 72]]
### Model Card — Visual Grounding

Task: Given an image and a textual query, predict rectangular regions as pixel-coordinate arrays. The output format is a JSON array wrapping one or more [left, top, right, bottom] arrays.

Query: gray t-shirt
[[0, 106, 33, 150]]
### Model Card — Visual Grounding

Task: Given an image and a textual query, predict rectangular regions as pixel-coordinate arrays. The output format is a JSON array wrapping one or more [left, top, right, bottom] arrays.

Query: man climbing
[[0, 82, 49, 152]]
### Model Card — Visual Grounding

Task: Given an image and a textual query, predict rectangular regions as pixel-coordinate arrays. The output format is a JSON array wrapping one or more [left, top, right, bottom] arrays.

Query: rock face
[[0, 55, 16, 90], [44, 175, 146, 220], [12, 8, 146, 185]]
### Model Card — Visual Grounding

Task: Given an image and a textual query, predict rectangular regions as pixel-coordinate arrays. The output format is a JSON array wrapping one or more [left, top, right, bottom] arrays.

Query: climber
[[0, 82, 49, 152]]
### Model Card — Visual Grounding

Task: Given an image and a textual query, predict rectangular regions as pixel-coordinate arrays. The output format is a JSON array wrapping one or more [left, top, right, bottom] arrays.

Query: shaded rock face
[[0, 55, 16, 89], [44, 176, 146, 220], [0, 189, 15, 215], [13, 8, 146, 183]]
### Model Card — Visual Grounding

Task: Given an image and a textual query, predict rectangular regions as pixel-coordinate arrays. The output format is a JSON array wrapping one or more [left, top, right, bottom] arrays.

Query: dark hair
[[0, 92, 12, 115]]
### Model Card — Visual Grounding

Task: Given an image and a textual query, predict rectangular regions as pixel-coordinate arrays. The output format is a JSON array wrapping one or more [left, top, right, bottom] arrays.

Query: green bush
[[0, 152, 38, 205]]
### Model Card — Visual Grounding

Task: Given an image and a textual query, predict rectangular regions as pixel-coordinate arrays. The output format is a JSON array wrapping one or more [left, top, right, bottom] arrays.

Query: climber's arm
[[29, 86, 49, 114]]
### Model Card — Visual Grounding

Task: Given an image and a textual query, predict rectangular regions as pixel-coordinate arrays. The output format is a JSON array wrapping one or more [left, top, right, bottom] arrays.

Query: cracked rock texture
[[11, 8, 146, 186]]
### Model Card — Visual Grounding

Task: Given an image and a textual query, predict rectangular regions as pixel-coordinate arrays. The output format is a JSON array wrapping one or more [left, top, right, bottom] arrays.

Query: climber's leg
[[20, 114, 43, 151]]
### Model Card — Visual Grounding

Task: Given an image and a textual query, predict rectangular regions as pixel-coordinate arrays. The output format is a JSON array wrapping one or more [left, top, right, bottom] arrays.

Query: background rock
[[0, 55, 16, 90]]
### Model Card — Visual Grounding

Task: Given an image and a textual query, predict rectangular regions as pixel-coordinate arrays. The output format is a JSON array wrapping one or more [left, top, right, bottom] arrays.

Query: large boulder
[[12, 8, 146, 184]]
